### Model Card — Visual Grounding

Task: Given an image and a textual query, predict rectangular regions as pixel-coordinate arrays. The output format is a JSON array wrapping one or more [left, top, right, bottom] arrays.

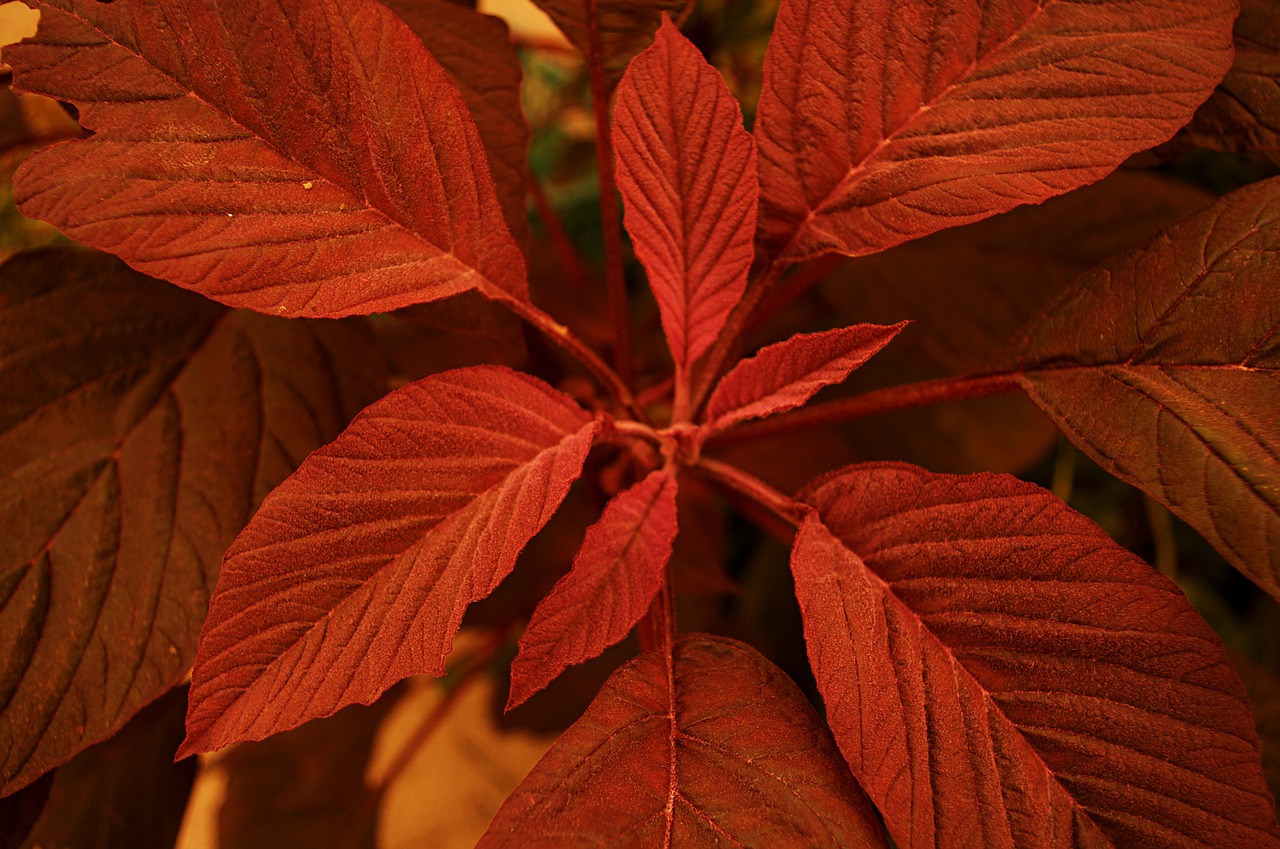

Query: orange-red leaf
[[7, 0, 525, 318], [0, 250, 382, 796], [508, 470, 678, 709], [755, 0, 1237, 262], [793, 463, 1280, 849], [481, 635, 890, 848], [380, 0, 532, 249], [180, 367, 597, 757], [1010, 176, 1280, 601], [703, 323, 905, 434], [614, 17, 756, 373]]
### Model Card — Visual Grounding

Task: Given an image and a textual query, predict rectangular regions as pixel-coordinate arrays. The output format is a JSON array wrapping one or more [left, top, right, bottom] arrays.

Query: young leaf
[[531, 0, 692, 94], [793, 463, 1280, 849], [508, 470, 678, 709], [0, 249, 382, 796], [703, 323, 905, 434], [481, 635, 889, 848], [755, 0, 1237, 262], [380, 0, 532, 249], [1009, 176, 1280, 601], [1183, 0, 1280, 152], [181, 366, 598, 757], [614, 16, 757, 377], [7, 0, 526, 318]]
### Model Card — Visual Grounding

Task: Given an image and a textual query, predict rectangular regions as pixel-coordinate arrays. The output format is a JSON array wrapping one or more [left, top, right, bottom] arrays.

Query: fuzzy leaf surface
[[181, 367, 597, 757], [704, 323, 905, 434], [0, 250, 381, 795], [1011, 176, 1280, 600], [614, 17, 756, 372], [1184, 0, 1280, 152], [530, 0, 691, 94], [509, 471, 678, 709], [7, 0, 525, 318], [755, 0, 1237, 262], [793, 463, 1280, 849], [481, 635, 889, 848], [380, 0, 532, 248]]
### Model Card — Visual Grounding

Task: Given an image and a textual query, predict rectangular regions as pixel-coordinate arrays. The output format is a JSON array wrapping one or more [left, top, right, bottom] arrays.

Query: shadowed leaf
[[614, 17, 756, 374], [8, 0, 525, 317], [1184, 0, 1280, 152], [794, 463, 1280, 849], [0, 249, 383, 796], [181, 367, 597, 757], [481, 635, 889, 848], [1010, 176, 1280, 600], [509, 470, 678, 709], [755, 0, 1237, 262]]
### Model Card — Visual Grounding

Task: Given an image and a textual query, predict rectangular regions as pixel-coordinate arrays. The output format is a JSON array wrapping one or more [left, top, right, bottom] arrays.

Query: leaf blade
[[8, 0, 526, 317], [508, 470, 678, 709], [1183, 0, 1280, 152], [481, 635, 890, 848], [794, 463, 1280, 849], [0, 249, 382, 795], [1010, 176, 1280, 600], [756, 0, 1237, 262], [614, 17, 757, 373], [181, 366, 597, 757], [704, 323, 905, 433]]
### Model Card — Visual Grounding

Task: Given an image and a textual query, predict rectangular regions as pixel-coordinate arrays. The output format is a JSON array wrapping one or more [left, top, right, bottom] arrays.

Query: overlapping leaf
[[531, 0, 692, 93], [755, 0, 1237, 262], [181, 366, 597, 757], [0, 250, 382, 796], [1184, 0, 1280, 152], [1010, 176, 1280, 600], [509, 470, 678, 709], [7, 0, 525, 318], [481, 635, 889, 848], [614, 17, 756, 376], [380, 0, 532, 248], [794, 463, 1280, 849], [703, 323, 905, 434]]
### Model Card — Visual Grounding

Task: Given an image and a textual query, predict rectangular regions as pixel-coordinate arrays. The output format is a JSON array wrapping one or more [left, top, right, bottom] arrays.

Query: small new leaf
[[509, 470, 678, 709]]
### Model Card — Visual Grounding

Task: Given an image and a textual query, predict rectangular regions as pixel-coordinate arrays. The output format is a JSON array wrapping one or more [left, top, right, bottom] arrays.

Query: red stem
[[688, 258, 785, 413], [529, 176, 592, 296], [584, 0, 633, 386], [708, 372, 1024, 447], [693, 457, 808, 529]]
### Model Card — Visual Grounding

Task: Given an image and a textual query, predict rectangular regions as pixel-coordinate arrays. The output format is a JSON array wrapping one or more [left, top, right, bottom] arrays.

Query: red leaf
[[380, 0, 532, 249], [180, 366, 597, 757], [703, 323, 905, 434], [0, 249, 382, 796], [508, 470, 678, 709], [793, 463, 1280, 849], [530, 0, 692, 94], [614, 17, 756, 374], [7, 0, 526, 318], [480, 635, 890, 848], [1009, 176, 1280, 600], [1184, 0, 1280, 152], [755, 0, 1237, 263]]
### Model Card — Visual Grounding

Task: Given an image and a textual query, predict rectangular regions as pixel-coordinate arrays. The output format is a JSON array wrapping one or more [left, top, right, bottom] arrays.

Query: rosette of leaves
[[1, 0, 1278, 846]]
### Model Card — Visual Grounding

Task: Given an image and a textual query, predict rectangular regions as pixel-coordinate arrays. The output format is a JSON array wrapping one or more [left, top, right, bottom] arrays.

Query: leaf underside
[[1011, 176, 1280, 601], [181, 366, 596, 757], [481, 635, 890, 848], [1184, 0, 1280, 152], [8, 0, 525, 318], [793, 463, 1280, 849], [0, 249, 381, 796], [755, 0, 1238, 262]]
